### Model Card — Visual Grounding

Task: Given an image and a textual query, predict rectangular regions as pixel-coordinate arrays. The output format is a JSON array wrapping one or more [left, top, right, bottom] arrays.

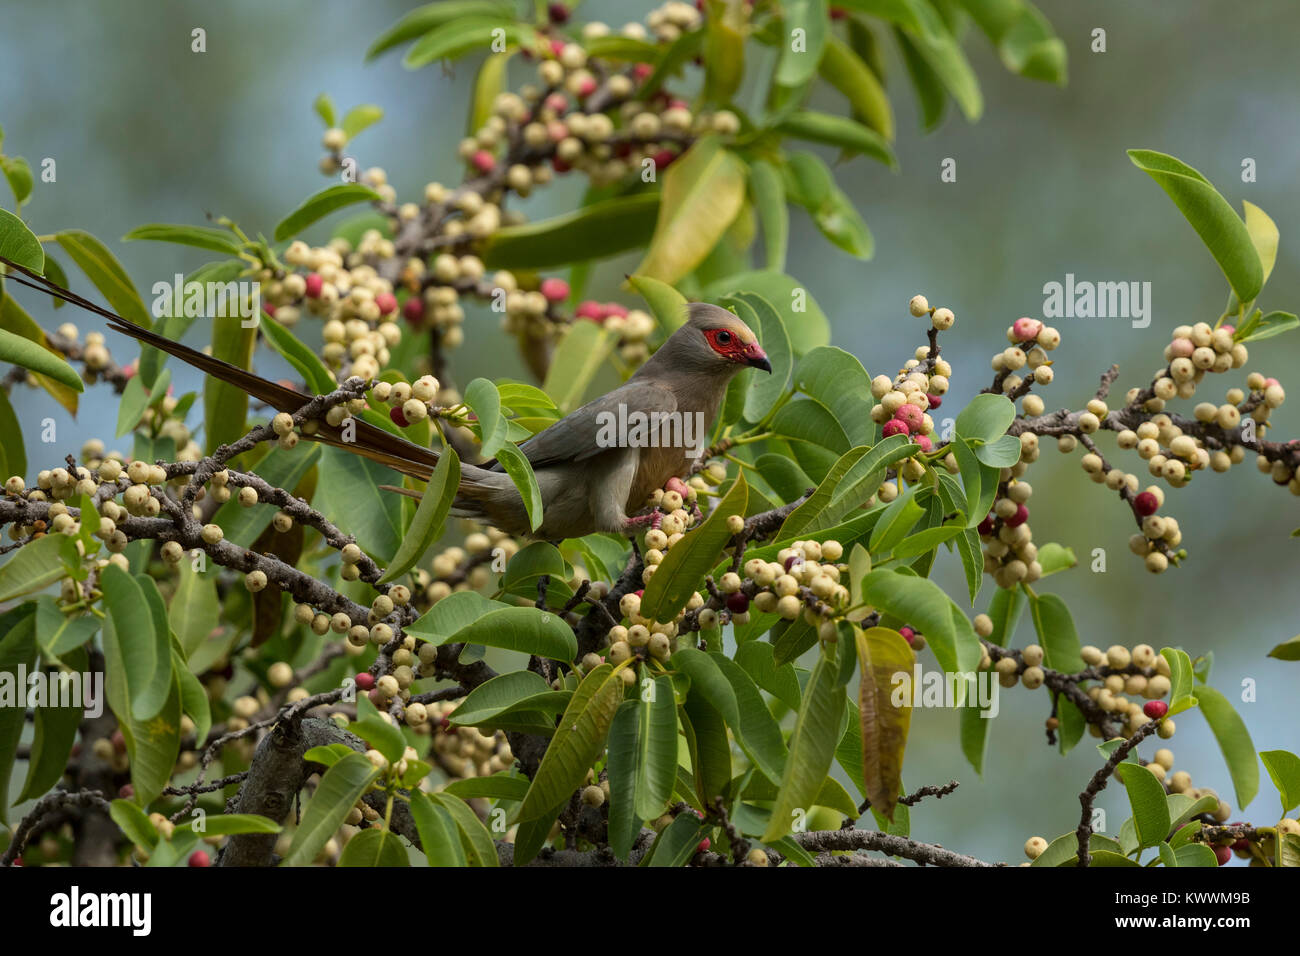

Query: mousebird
[[0, 254, 770, 539]]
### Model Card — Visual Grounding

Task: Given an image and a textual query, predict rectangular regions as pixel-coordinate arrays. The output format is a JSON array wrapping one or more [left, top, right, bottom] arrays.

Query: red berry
[[576, 77, 597, 98], [355, 672, 375, 691], [118, 784, 134, 799], [547, 2, 569, 24], [545, 95, 568, 115], [783, 554, 803, 572], [894, 404, 924, 431], [603, 302, 628, 319], [634, 589, 644, 597], [304, 273, 324, 298], [403, 297, 425, 323], [540, 278, 570, 302], [1143, 700, 1168, 719], [977, 515, 995, 536], [1230, 837, 1250, 852], [633, 63, 653, 81], [390, 406, 409, 428], [726, 593, 750, 614], [575, 300, 603, 320], [651, 149, 676, 170], [549, 39, 565, 56], [1214, 844, 1232, 866], [189, 849, 211, 867], [1012, 317, 1043, 342], [1004, 504, 1029, 528], [121, 360, 137, 380], [111, 729, 126, 752], [926, 394, 942, 409], [899, 626, 915, 645], [1134, 491, 1159, 516], [697, 837, 711, 853], [881, 419, 910, 438], [262, 303, 276, 318], [375, 292, 397, 315], [471, 150, 496, 173]]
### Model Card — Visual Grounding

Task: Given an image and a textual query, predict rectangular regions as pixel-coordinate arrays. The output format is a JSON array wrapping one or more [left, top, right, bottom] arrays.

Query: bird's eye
[[715, 330, 732, 345]]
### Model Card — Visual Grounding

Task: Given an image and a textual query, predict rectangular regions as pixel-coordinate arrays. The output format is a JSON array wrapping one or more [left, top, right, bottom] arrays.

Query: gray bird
[[0, 256, 770, 539]]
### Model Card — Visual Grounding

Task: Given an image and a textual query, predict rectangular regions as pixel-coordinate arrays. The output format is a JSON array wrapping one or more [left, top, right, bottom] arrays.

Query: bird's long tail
[[0, 253, 445, 483]]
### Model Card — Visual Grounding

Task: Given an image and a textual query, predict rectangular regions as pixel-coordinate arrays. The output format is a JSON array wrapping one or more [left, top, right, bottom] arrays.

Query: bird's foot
[[622, 511, 663, 532]]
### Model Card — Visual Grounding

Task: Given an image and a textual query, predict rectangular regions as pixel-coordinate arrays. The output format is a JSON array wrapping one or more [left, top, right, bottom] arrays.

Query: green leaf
[[444, 772, 530, 803], [273, 184, 381, 242], [642, 472, 747, 622], [0, 606, 37, 822], [403, 18, 538, 68], [0, 386, 24, 480], [351, 692, 408, 764], [633, 136, 747, 285], [55, 229, 151, 330], [1028, 592, 1084, 673], [606, 700, 646, 859], [1030, 831, 1123, 867], [379, 445, 459, 583], [955, 392, 1017, 444], [644, 812, 702, 867], [791, 346, 877, 446], [747, 159, 788, 272], [781, 152, 875, 259], [282, 753, 379, 866], [484, 193, 660, 270], [110, 799, 159, 851], [960, 0, 1068, 84], [1, 155, 33, 206], [869, 485, 924, 553], [313, 92, 336, 127], [35, 598, 98, 659], [211, 443, 319, 548], [314, 445, 404, 561], [1267, 636, 1300, 661], [770, 399, 849, 453], [776, 0, 830, 88], [499, 541, 568, 596], [1116, 762, 1172, 849], [711, 653, 787, 783], [102, 623, 181, 806], [762, 645, 846, 842], [366, 0, 515, 59], [463, 378, 507, 460], [627, 273, 688, 335], [1195, 683, 1259, 810], [337, 826, 409, 866], [895, 1, 983, 120], [441, 606, 578, 663], [259, 313, 335, 394], [171, 559, 220, 658], [1261, 750, 1300, 814], [1127, 150, 1263, 306], [0, 532, 68, 601], [447, 671, 568, 733], [0, 207, 44, 272], [865, 569, 982, 687], [493, 441, 543, 532], [1237, 310, 1298, 343], [628, 673, 679, 819], [18, 646, 87, 802], [819, 34, 893, 139], [516, 662, 631, 823], [408, 789, 468, 866], [181, 814, 282, 837], [1175, 843, 1219, 867], [1036, 542, 1077, 576], [778, 112, 895, 168], [702, 0, 745, 102], [1160, 647, 1198, 716], [429, 791, 499, 865], [100, 565, 171, 721], [173, 651, 211, 753], [122, 223, 243, 257], [0, 326, 84, 393], [342, 104, 384, 141], [1241, 200, 1279, 288], [407, 590, 510, 643]]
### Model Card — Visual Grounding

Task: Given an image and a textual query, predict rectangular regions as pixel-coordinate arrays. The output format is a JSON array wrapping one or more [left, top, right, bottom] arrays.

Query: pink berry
[[899, 626, 915, 645], [894, 404, 924, 431], [1220, 324, 1235, 336], [1214, 844, 1232, 866], [575, 300, 604, 321], [914, 434, 933, 453], [544, 94, 568, 114], [304, 273, 324, 298], [881, 419, 910, 438], [390, 406, 409, 428], [547, 120, 569, 141], [1265, 378, 1279, 388], [375, 292, 397, 315], [726, 593, 750, 614], [549, 39, 565, 57], [1134, 492, 1159, 516], [188, 849, 211, 867], [121, 361, 137, 380], [651, 149, 676, 170], [1143, 700, 1168, 719], [576, 77, 597, 98], [633, 63, 653, 81], [1004, 504, 1029, 528], [471, 150, 496, 173], [540, 278, 570, 302], [1169, 337, 1195, 358], [118, 784, 134, 799], [697, 837, 711, 853], [262, 303, 276, 318], [1012, 317, 1043, 342], [926, 394, 942, 409], [355, 672, 375, 691], [368, 688, 385, 707]]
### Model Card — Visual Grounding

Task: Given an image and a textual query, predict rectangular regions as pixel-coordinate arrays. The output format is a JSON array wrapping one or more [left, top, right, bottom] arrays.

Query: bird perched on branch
[[1, 255, 769, 539]]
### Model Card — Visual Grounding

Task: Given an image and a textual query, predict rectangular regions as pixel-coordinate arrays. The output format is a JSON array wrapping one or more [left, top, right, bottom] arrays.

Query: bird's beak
[[743, 342, 771, 373]]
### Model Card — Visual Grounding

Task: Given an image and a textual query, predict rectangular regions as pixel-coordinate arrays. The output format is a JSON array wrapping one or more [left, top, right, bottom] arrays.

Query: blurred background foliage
[[2, 0, 1297, 860]]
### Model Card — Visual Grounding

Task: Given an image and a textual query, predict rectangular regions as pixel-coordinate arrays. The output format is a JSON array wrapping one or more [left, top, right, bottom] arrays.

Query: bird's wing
[[493, 379, 679, 470], [0, 254, 441, 481]]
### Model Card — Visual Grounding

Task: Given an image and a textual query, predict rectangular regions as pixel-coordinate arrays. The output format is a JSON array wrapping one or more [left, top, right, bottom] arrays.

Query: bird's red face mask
[[704, 327, 772, 372]]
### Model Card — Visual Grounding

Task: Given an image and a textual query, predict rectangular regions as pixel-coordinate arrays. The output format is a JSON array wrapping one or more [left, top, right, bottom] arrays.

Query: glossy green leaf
[[1116, 762, 1172, 849], [0, 533, 67, 601], [342, 104, 384, 140], [0, 208, 43, 272], [0, 327, 84, 393], [366, 0, 515, 59], [404, 17, 537, 67], [122, 223, 243, 257], [281, 752, 380, 866], [260, 313, 335, 395], [379, 445, 459, 583], [818, 34, 893, 139], [484, 193, 660, 270], [101, 564, 171, 721], [273, 184, 381, 242], [442, 606, 578, 663], [1194, 683, 1259, 811], [492, 441, 543, 533], [775, 0, 830, 87], [408, 789, 469, 866], [1261, 750, 1300, 814]]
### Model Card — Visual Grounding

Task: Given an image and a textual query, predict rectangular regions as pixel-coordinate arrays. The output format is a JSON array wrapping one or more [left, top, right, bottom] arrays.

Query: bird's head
[[678, 301, 772, 373]]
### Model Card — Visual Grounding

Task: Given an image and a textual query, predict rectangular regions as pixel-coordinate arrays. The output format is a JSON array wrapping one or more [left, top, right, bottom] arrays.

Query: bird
[[0, 254, 770, 539]]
